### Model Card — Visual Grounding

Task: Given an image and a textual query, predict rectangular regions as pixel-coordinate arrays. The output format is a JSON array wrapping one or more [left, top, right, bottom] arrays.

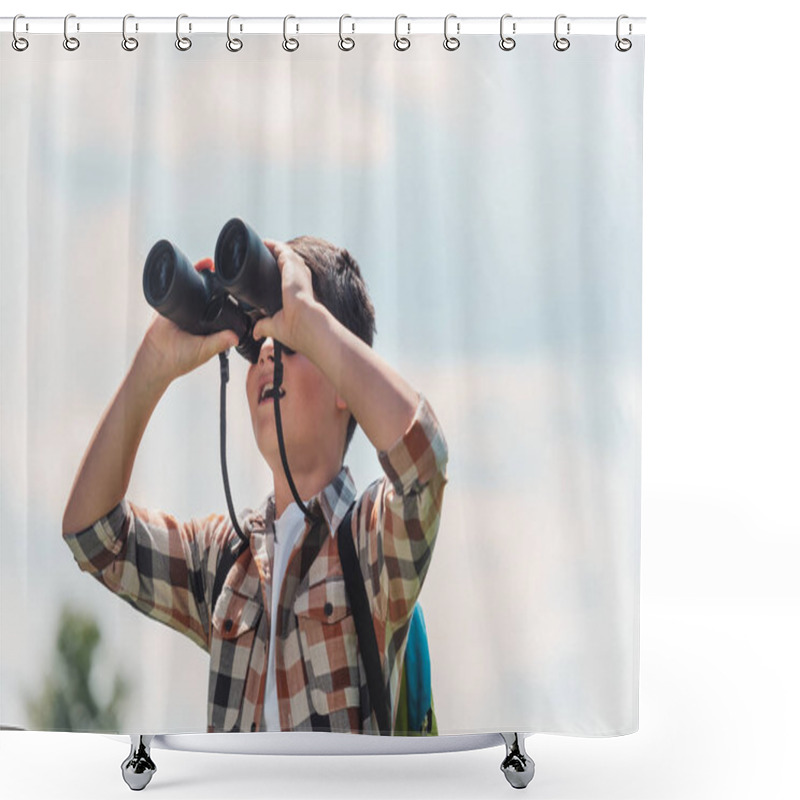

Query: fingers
[[252, 316, 274, 341], [263, 238, 296, 264], [208, 328, 239, 356], [261, 238, 284, 261]]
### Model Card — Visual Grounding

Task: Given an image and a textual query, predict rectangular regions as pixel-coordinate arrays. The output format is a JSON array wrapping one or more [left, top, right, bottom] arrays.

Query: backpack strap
[[336, 502, 391, 735]]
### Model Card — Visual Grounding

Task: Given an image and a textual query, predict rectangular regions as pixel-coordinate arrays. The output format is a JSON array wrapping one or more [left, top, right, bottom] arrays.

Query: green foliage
[[26, 606, 128, 732]]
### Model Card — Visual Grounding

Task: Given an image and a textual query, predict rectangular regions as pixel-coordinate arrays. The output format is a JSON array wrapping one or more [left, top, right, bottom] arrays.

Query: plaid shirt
[[64, 395, 447, 734]]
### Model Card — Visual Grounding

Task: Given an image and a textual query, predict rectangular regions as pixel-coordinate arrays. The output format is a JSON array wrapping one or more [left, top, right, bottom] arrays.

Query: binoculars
[[142, 218, 282, 364]]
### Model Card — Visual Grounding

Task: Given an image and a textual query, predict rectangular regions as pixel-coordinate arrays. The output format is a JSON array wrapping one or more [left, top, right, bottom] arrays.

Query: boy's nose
[[258, 337, 276, 366]]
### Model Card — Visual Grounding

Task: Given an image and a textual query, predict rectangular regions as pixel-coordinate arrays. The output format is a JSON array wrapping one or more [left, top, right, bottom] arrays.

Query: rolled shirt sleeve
[[63, 500, 130, 573], [63, 499, 235, 651], [359, 394, 448, 627], [378, 394, 449, 498]]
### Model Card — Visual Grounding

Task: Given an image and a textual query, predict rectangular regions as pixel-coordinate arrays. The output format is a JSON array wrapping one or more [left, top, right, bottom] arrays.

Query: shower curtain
[[0, 22, 643, 738]]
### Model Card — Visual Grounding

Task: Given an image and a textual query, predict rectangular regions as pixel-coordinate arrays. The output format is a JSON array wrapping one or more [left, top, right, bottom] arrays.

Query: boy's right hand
[[136, 258, 240, 388]]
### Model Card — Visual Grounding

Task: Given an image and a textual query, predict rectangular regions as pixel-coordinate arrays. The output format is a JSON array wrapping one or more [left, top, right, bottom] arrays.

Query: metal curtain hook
[[283, 15, 299, 51], [394, 14, 410, 51], [122, 14, 139, 51], [176, 14, 192, 50], [499, 14, 515, 51], [227, 15, 243, 52], [615, 14, 632, 51], [339, 14, 355, 51], [443, 14, 460, 51], [12, 14, 29, 51], [63, 13, 80, 51], [554, 14, 571, 51]]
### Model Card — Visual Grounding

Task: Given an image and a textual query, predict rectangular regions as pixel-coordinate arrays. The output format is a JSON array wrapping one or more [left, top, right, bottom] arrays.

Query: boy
[[62, 236, 448, 734]]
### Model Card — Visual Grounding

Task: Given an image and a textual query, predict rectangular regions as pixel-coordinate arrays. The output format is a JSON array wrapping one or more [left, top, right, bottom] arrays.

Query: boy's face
[[245, 337, 347, 472]]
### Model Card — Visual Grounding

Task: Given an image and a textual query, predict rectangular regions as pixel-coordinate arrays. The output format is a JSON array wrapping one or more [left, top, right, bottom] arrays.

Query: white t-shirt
[[264, 501, 306, 731]]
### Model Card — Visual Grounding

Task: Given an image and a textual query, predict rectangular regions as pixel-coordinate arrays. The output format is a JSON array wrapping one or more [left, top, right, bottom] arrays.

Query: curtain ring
[[615, 15, 632, 52], [63, 14, 80, 51], [394, 15, 411, 51], [283, 15, 299, 52], [553, 14, 570, 51], [443, 14, 460, 51], [122, 14, 139, 51], [12, 15, 29, 52], [176, 14, 192, 51], [227, 15, 243, 52], [499, 14, 515, 51], [338, 14, 355, 51]]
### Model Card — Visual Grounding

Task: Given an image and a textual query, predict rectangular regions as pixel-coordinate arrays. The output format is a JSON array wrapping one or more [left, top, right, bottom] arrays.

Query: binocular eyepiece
[[142, 218, 282, 364]]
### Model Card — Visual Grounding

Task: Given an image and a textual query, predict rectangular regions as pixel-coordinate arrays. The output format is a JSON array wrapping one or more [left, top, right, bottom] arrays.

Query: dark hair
[[286, 236, 376, 457]]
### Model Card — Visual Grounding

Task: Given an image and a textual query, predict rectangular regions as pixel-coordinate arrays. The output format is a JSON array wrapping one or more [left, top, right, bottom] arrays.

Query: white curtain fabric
[[0, 32, 643, 735]]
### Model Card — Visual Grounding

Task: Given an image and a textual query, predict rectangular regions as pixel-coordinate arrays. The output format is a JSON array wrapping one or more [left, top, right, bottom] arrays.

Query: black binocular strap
[[218, 344, 318, 550], [336, 503, 391, 735], [218, 351, 249, 546], [272, 341, 316, 523]]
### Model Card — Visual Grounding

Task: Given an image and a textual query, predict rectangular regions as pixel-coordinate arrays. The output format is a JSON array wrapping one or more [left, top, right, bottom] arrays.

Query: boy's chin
[[256, 438, 290, 468], [258, 452, 283, 478]]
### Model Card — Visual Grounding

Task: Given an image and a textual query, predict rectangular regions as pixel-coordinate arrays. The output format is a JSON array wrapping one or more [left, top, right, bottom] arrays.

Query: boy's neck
[[271, 459, 343, 521]]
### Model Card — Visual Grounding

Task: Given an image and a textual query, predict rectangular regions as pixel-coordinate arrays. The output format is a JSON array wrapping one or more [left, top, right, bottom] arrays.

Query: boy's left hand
[[252, 240, 317, 353]]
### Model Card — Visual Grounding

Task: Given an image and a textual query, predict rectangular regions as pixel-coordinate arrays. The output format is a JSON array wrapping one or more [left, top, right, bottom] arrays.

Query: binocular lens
[[144, 239, 249, 343], [215, 218, 282, 317], [143, 240, 176, 306], [215, 222, 248, 284]]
